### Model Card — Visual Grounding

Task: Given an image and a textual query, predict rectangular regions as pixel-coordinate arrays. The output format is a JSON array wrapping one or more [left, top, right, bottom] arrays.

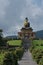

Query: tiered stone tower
[[18, 17, 35, 40]]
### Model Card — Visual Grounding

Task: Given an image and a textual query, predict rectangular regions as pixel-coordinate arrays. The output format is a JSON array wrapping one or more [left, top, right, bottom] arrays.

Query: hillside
[[5, 35, 19, 40], [36, 30, 43, 39], [5, 30, 43, 39]]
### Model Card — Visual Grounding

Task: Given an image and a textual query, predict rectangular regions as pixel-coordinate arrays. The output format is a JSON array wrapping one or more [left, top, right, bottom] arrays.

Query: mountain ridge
[[36, 30, 43, 39]]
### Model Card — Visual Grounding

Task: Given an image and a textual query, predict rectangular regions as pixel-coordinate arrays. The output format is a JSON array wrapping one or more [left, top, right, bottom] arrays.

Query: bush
[[35, 52, 43, 64], [3, 52, 18, 65], [15, 47, 24, 60], [29, 45, 35, 52], [31, 40, 43, 64], [39, 57, 43, 65], [32, 49, 39, 58], [36, 44, 39, 46], [41, 44, 43, 46], [32, 49, 43, 64]]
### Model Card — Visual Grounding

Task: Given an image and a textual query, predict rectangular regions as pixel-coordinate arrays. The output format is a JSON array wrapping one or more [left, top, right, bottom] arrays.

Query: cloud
[[20, 0, 43, 19], [0, 0, 9, 19], [3, 22, 21, 36], [20, 0, 43, 31], [0, 0, 43, 36]]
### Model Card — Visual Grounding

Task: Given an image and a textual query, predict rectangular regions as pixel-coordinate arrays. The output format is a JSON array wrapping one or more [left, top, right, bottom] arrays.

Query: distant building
[[18, 17, 35, 40]]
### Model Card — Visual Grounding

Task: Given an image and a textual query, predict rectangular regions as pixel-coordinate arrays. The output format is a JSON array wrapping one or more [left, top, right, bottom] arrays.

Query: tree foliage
[[3, 52, 18, 65], [0, 29, 6, 46]]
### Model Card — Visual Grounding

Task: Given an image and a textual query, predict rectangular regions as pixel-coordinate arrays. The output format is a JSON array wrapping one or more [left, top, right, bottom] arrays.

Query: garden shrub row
[[3, 52, 18, 65], [15, 47, 24, 60], [0, 47, 24, 65], [30, 40, 43, 65]]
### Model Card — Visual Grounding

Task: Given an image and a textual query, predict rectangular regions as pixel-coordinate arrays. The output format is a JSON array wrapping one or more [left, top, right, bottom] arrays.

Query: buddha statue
[[24, 17, 30, 27]]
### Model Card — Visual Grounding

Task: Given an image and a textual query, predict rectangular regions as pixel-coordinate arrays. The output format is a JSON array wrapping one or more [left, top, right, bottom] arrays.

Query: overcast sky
[[0, 0, 43, 36]]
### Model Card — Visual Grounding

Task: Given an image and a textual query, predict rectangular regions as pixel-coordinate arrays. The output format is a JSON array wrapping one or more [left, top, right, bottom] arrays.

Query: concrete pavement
[[18, 50, 37, 65]]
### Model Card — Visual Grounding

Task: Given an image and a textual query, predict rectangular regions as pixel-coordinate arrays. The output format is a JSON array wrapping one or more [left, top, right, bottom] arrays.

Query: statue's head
[[25, 17, 28, 22]]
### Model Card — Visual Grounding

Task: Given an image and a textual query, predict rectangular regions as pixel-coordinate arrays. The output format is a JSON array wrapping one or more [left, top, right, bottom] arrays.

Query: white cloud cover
[[20, 0, 43, 31], [0, 0, 43, 36], [0, 0, 9, 19], [20, 0, 43, 20]]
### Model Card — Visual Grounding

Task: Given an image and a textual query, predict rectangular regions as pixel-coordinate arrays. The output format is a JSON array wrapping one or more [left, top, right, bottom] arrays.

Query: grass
[[32, 40, 43, 46], [0, 53, 5, 64], [32, 40, 43, 50], [7, 40, 22, 46], [35, 46, 43, 50]]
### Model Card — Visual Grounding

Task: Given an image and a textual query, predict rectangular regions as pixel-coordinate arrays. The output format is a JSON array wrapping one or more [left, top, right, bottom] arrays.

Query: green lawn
[[35, 46, 43, 50], [32, 40, 43, 50], [32, 40, 43, 46], [7, 40, 22, 46]]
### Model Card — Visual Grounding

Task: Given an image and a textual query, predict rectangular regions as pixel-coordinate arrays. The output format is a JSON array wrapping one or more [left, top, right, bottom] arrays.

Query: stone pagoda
[[18, 17, 35, 40]]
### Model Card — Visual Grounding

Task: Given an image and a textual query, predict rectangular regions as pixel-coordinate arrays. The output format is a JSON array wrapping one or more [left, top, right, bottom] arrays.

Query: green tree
[[0, 29, 7, 46]]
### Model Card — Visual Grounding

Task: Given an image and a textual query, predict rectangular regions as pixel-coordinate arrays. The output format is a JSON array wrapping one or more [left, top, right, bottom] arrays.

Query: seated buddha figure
[[24, 17, 30, 28]]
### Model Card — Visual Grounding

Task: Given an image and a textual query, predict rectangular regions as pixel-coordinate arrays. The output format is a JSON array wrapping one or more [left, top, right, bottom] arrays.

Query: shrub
[[39, 57, 43, 65], [32, 49, 39, 58], [41, 44, 43, 46], [36, 44, 39, 46], [29, 45, 35, 52], [15, 47, 24, 60], [32, 49, 43, 64], [3, 52, 18, 65], [35, 52, 43, 64]]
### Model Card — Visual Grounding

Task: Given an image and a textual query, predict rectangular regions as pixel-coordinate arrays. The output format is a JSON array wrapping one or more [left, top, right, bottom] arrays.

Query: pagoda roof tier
[[21, 27, 33, 31], [18, 32, 35, 34]]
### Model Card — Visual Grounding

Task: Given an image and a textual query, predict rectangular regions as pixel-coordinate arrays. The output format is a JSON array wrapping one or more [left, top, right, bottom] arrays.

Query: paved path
[[18, 50, 37, 65]]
